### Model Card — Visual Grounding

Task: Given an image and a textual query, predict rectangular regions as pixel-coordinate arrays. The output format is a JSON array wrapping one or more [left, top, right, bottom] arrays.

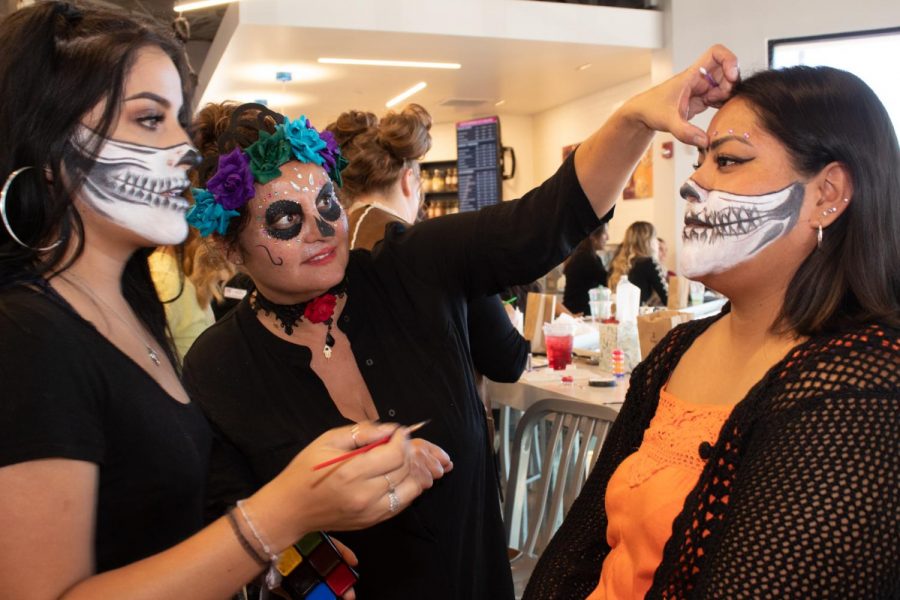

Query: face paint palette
[[272, 531, 358, 600]]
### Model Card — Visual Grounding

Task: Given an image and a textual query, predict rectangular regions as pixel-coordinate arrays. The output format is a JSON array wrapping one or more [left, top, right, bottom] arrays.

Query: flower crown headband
[[187, 103, 348, 237]]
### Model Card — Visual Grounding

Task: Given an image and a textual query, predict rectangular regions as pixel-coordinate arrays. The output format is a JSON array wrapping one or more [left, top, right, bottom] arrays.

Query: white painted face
[[71, 125, 196, 246], [679, 179, 805, 278]]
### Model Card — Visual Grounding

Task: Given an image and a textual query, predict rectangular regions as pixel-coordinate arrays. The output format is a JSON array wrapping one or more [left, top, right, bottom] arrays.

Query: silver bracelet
[[235, 499, 278, 563]]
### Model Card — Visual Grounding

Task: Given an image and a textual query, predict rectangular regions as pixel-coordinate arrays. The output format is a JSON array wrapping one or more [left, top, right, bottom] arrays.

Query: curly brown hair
[[326, 103, 432, 203]]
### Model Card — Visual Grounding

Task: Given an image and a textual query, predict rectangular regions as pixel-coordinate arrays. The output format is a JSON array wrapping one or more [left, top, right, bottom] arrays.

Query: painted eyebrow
[[316, 180, 334, 200], [708, 135, 753, 152], [124, 92, 172, 108]]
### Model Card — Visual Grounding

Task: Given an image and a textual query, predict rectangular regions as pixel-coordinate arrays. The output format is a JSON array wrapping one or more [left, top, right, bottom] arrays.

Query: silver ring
[[384, 474, 395, 493], [350, 424, 361, 448], [388, 490, 400, 513]]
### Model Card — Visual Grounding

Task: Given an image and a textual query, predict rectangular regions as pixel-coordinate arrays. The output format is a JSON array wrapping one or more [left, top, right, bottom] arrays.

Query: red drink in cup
[[543, 321, 575, 371]]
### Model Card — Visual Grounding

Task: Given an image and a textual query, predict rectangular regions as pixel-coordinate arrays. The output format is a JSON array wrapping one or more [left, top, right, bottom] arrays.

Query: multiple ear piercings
[[816, 199, 849, 249]]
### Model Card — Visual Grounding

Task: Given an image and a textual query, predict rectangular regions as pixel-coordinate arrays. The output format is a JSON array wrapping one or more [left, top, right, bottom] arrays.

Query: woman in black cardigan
[[525, 67, 899, 598]]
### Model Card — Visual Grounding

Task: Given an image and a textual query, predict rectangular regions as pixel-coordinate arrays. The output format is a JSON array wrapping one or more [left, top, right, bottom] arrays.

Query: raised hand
[[623, 44, 740, 147]]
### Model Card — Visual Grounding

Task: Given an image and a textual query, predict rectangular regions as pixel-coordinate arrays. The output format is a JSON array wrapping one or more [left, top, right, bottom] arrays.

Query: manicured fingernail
[[693, 134, 707, 147], [729, 64, 740, 80]]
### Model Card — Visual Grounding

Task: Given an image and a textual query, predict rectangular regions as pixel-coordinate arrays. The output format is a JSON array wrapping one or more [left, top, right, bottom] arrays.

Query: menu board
[[456, 116, 502, 212]]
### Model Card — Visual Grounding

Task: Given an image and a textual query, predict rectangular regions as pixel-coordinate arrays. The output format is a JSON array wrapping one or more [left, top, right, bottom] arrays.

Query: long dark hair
[[0, 1, 194, 365], [733, 66, 900, 335]]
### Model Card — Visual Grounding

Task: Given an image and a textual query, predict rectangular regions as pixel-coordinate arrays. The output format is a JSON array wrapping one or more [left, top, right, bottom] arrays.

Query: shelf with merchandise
[[420, 160, 458, 196]]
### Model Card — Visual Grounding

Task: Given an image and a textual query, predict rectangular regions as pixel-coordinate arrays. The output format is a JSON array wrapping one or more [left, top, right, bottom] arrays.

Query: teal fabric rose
[[245, 128, 291, 184], [186, 188, 240, 237], [282, 117, 327, 166]]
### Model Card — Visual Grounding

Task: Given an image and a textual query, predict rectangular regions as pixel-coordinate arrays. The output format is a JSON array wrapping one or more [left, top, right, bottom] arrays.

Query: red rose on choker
[[304, 294, 337, 323]]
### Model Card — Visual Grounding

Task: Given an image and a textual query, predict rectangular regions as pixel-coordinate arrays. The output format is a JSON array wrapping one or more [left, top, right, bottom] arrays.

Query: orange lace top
[[588, 389, 733, 600]]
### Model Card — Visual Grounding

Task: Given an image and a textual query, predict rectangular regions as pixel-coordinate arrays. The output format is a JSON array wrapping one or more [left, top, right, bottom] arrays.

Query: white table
[[486, 357, 628, 411]]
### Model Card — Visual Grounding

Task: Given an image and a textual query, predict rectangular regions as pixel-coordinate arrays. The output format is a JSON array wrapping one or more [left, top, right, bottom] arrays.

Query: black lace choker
[[250, 281, 347, 358]]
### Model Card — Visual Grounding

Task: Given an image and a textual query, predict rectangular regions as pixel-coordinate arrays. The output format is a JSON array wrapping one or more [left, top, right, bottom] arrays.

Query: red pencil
[[312, 420, 430, 471]]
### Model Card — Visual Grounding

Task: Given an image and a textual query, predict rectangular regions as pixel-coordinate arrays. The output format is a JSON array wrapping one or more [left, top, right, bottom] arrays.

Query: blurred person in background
[[563, 222, 610, 315], [608, 220, 668, 305]]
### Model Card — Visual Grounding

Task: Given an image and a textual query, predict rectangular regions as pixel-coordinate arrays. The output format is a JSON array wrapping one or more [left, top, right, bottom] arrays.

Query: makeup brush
[[312, 420, 430, 471]]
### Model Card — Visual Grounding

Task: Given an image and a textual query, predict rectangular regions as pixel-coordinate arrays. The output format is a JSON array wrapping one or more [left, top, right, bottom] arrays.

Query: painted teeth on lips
[[684, 215, 711, 228]]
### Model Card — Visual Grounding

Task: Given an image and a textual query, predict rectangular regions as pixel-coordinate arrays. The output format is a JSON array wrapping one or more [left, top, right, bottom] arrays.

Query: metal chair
[[503, 398, 618, 598]]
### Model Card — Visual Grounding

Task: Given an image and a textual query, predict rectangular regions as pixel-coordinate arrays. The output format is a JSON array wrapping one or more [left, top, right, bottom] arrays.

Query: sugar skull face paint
[[70, 125, 199, 246], [262, 179, 342, 241], [679, 179, 805, 278], [239, 161, 349, 302]]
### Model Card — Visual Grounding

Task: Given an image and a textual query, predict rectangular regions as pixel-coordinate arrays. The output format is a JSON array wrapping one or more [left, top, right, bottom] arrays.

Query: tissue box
[[599, 321, 641, 373]]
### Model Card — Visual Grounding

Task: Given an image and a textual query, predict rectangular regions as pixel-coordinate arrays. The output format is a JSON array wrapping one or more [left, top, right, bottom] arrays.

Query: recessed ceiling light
[[174, 0, 237, 12], [319, 58, 461, 70], [577, 63, 593, 71], [386, 82, 427, 108], [494, 99, 506, 106]]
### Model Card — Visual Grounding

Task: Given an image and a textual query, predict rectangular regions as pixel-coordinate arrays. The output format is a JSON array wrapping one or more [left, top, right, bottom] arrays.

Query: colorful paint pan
[[276, 531, 358, 599]]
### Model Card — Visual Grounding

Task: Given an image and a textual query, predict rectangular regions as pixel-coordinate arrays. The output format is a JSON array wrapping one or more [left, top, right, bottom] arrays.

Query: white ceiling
[[197, 9, 655, 128]]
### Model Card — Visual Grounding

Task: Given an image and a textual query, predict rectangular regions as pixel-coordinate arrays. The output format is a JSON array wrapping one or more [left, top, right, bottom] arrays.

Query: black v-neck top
[[0, 285, 212, 572], [183, 154, 609, 599]]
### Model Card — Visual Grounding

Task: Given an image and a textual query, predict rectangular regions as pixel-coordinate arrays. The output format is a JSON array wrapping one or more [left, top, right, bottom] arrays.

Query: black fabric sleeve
[[377, 152, 610, 300], [0, 294, 105, 467], [687, 392, 900, 599], [629, 257, 668, 305], [466, 295, 529, 383]]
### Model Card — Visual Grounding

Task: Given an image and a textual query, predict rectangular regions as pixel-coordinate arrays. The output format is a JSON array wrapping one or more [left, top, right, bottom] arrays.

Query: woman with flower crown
[[181, 47, 740, 598], [0, 3, 436, 599]]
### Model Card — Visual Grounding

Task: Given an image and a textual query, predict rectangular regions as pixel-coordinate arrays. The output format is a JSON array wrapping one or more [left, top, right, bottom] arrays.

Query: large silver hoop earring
[[0, 166, 63, 252]]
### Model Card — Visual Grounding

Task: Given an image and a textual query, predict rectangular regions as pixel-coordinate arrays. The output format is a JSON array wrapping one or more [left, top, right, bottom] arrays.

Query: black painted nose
[[680, 182, 701, 202], [177, 148, 201, 168]]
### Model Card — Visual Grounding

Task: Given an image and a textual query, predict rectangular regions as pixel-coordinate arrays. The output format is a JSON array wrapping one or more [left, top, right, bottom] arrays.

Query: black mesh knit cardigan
[[524, 315, 900, 599]]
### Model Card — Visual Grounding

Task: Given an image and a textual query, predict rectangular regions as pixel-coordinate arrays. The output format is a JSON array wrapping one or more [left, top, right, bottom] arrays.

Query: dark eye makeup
[[265, 200, 304, 240], [316, 181, 342, 222]]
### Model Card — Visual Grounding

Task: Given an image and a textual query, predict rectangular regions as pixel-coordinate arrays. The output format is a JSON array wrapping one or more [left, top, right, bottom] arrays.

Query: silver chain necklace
[[60, 272, 162, 367]]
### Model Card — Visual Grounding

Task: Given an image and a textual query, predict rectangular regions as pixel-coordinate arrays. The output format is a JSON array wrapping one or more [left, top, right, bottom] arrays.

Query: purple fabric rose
[[207, 147, 255, 210], [318, 129, 341, 172]]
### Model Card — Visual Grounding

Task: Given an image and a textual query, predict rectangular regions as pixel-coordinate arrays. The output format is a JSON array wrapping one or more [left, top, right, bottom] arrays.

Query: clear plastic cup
[[543, 321, 574, 370], [588, 300, 602, 321]]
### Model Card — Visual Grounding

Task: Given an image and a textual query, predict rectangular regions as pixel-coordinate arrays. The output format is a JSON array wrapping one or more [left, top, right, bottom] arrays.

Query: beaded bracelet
[[226, 508, 268, 568], [236, 499, 279, 563]]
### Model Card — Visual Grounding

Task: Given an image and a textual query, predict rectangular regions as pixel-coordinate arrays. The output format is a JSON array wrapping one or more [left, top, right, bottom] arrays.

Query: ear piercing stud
[[821, 207, 838, 216], [842, 198, 850, 203]]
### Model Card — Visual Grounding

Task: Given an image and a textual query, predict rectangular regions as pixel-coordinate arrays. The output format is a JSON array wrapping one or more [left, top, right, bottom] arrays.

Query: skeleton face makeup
[[240, 162, 349, 302], [71, 126, 198, 246], [679, 179, 805, 278]]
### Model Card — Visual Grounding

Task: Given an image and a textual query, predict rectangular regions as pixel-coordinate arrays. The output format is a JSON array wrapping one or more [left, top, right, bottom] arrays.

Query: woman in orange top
[[526, 65, 899, 598]]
